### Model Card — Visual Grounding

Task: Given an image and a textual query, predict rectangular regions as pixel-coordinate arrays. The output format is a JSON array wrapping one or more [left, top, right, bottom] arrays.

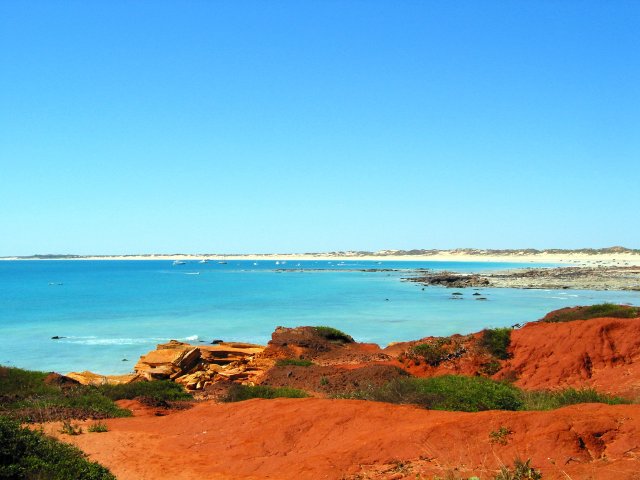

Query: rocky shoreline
[[404, 265, 640, 291]]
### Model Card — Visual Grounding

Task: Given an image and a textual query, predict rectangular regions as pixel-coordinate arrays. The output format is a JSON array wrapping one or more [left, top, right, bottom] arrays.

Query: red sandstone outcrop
[[135, 340, 265, 390], [501, 317, 640, 397]]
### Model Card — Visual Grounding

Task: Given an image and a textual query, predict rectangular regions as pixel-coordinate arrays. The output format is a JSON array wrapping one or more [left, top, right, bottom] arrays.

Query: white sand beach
[[3, 250, 639, 266]]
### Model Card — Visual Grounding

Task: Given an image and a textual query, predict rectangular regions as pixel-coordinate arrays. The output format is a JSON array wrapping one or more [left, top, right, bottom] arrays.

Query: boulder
[[134, 340, 201, 380]]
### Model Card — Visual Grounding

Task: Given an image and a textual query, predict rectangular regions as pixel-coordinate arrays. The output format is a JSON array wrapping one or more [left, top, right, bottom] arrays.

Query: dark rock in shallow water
[[452, 292, 463, 296], [472, 292, 482, 296], [211, 339, 224, 344], [476, 297, 488, 301], [404, 272, 491, 288], [51, 336, 65, 340]]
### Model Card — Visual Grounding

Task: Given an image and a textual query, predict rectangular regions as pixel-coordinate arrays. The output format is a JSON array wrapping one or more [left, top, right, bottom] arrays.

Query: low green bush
[[543, 303, 640, 323], [223, 384, 308, 402], [98, 380, 191, 402], [0, 416, 115, 479], [343, 375, 523, 412], [0, 367, 131, 422], [276, 358, 314, 367], [313, 326, 354, 343], [410, 338, 451, 366], [479, 328, 512, 360], [521, 388, 630, 410], [341, 376, 631, 413]]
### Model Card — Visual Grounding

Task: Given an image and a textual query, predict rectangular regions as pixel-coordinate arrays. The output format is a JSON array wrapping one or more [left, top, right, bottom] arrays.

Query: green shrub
[[276, 358, 314, 367], [0, 367, 131, 422], [521, 388, 630, 410], [223, 384, 308, 402], [0, 416, 115, 479], [313, 326, 354, 343], [542, 303, 640, 323], [479, 328, 512, 360], [410, 338, 451, 366], [343, 375, 523, 412], [98, 380, 191, 402], [494, 458, 542, 480]]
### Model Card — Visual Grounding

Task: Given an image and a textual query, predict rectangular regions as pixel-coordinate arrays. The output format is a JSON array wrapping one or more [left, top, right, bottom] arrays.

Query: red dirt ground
[[51, 398, 640, 480]]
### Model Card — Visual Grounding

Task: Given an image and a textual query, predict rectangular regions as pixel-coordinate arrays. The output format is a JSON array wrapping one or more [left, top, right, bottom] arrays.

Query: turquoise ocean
[[1, 260, 638, 375]]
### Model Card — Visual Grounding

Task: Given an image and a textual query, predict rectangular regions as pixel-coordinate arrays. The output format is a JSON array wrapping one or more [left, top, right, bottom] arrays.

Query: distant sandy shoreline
[[2, 251, 639, 266]]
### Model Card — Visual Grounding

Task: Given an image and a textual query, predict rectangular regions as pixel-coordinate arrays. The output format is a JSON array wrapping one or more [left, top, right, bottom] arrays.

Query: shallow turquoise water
[[0, 260, 638, 374]]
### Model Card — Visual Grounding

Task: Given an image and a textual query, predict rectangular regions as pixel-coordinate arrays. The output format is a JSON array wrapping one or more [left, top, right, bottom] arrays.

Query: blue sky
[[1, 1, 639, 255]]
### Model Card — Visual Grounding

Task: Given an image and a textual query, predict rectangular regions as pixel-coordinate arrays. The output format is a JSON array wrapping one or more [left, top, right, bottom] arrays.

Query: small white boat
[[173, 260, 186, 266], [199, 259, 209, 264], [218, 261, 227, 264]]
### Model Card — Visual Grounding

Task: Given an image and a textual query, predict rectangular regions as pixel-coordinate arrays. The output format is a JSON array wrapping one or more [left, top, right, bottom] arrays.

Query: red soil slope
[[503, 317, 640, 397], [53, 398, 640, 480]]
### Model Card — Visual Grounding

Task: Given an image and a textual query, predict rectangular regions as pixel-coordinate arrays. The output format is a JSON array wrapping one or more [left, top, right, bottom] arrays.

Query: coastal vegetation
[[0, 367, 193, 422], [479, 327, 512, 360], [276, 358, 315, 367], [408, 337, 464, 366], [223, 384, 308, 402], [338, 375, 630, 412], [0, 367, 130, 422], [312, 326, 354, 343], [98, 379, 192, 404], [0, 416, 115, 479], [542, 303, 640, 323], [340, 376, 523, 412]]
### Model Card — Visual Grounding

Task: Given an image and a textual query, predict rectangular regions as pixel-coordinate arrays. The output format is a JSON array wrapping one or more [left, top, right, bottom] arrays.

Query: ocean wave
[[63, 337, 164, 346], [183, 334, 199, 341]]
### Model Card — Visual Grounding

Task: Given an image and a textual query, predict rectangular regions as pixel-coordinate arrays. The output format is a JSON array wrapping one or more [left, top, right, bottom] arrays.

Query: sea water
[[1, 260, 638, 375]]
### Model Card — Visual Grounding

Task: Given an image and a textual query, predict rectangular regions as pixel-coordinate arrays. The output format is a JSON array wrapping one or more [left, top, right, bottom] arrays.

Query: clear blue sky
[[1, 1, 639, 255]]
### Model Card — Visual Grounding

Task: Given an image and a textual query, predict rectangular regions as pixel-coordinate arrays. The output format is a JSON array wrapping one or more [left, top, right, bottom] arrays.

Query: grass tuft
[[88, 422, 108, 433], [59, 420, 83, 436], [494, 458, 542, 480], [276, 358, 314, 367], [222, 384, 308, 402], [521, 388, 630, 410]]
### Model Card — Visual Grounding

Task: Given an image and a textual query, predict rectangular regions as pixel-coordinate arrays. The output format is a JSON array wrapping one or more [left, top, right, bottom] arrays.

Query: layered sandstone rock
[[65, 371, 140, 386], [134, 340, 266, 390]]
